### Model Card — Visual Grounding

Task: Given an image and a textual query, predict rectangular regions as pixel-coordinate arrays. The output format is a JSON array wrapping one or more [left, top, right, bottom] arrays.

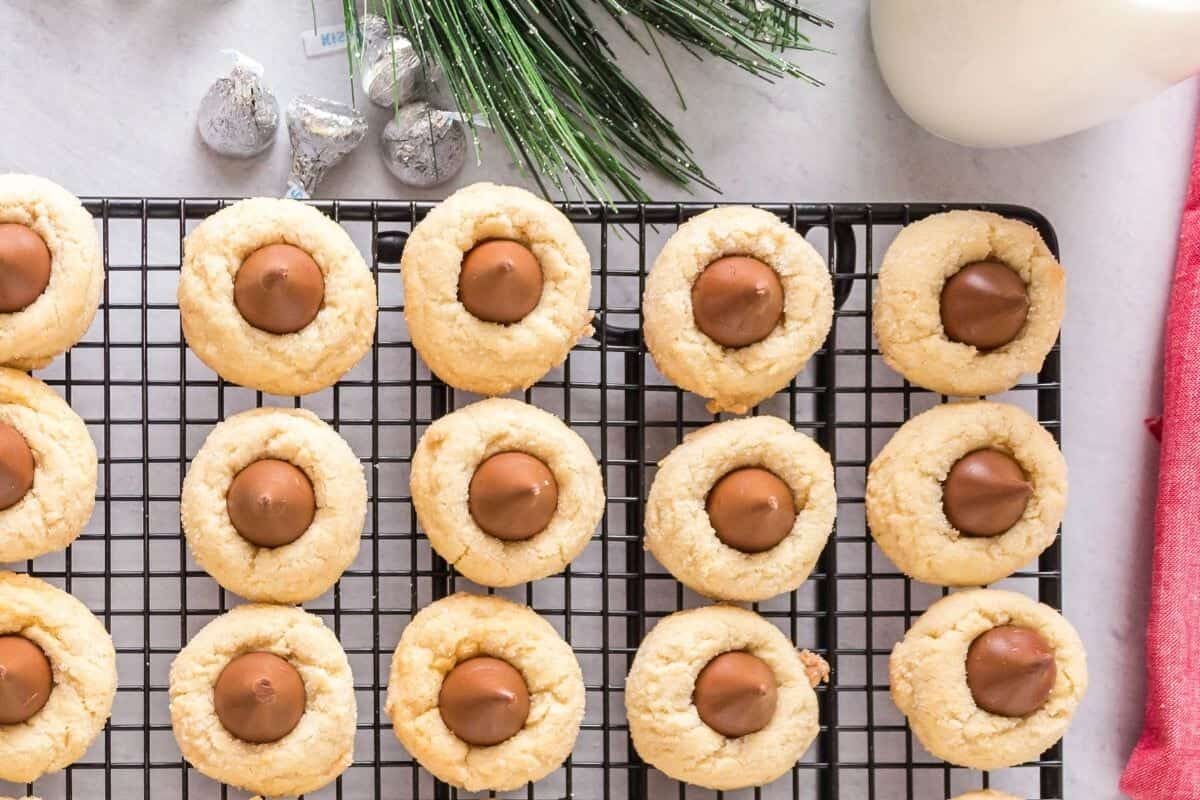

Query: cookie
[[874, 210, 1065, 396], [181, 408, 366, 603], [625, 604, 827, 790], [645, 416, 836, 601], [890, 589, 1087, 769], [179, 197, 377, 395], [0, 175, 103, 371], [953, 792, 1021, 800], [0, 572, 116, 783], [411, 398, 604, 587], [866, 401, 1066, 586], [169, 604, 356, 797], [386, 593, 584, 792], [643, 206, 834, 413], [0, 369, 97, 562], [401, 183, 593, 395]]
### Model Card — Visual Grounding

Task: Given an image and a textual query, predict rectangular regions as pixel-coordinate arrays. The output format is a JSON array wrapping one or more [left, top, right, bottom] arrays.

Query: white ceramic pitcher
[[870, 0, 1200, 148]]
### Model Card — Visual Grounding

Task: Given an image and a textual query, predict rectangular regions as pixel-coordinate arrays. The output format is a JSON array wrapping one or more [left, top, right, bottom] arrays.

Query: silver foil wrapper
[[285, 95, 368, 199], [197, 51, 279, 158], [359, 13, 438, 108], [380, 102, 468, 188]]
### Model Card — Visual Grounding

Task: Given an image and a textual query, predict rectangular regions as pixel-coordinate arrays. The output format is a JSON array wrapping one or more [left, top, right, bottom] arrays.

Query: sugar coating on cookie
[[0, 174, 103, 371], [0, 572, 116, 783], [386, 593, 585, 792], [169, 604, 356, 797], [411, 398, 605, 587], [645, 415, 836, 601], [625, 604, 824, 791], [889, 589, 1087, 770], [0, 368, 97, 562], [866, 400, 1066, 586], [643, 206, 834, 414], [401, 183, 594, 396], [181, 407, 366, 603], [873, 210, 1065, 396], [178, 197, 377, 396]]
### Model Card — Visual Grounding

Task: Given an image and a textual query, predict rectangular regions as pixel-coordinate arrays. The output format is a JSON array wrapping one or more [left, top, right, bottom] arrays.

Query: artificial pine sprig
[[350, 0, 829, 201]]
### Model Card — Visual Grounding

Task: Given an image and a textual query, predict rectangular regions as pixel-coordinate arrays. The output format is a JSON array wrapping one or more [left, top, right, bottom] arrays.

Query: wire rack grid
[[0, 197, 1063, 800]]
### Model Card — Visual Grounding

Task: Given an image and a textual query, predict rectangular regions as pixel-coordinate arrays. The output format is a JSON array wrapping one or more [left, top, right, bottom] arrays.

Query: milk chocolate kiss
[[706, 467, 797, 553], [0, 421, 35, 511], [691, 256, 784, 348], [943, 449, 1032, 537], [227, 459, 317, 548], [468, 452, 558, 541], [0, 635, 53, 725], [966, 625, 1056, 717], [940, 260, 1030, 350], [0, 223, 52, 313], [438, 656, 530, 746], [214, 652, 307, 743], [458, 240, 544, 324], [693, 651, 778, 738], [234, 244, 325, 334]]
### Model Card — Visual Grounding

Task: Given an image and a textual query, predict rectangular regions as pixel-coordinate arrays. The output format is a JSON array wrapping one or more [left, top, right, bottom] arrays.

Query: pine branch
[[349, 0, 828, 202]]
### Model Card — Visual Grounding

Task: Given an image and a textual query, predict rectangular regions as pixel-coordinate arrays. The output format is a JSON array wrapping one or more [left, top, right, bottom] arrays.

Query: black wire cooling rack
[[2, 198, 1063, 800]]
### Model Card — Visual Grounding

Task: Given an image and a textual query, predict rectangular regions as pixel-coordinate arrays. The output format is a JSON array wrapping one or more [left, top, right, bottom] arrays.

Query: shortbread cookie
[[402, 183, 594, 395], [866, 401, 1066, 586], [890, 589, 1087, 769], [626, 604, 826, 790], [0, 174, 103, 370], [643, 206, 834, 413], [179, 197, 377, 395], [645, 416, 835, 601], [386, 593, 584, 792], [0, 369, 97, 562], [181, 408, 366, 603], [874, 210, 1065, 396], [411, 398, 604, 586], [170, 604, 356, 797], [0, 572, 116, 783]]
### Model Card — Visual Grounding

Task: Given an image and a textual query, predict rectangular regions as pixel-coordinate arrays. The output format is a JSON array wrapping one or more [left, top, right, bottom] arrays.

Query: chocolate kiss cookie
[[643, 206, 834, 414], [178, 197, 377, 396], [874, 210, 1065, 397], [866, 400, 1067, 587], [889, 588, 1086, 770], [0, 174, 104, 371]]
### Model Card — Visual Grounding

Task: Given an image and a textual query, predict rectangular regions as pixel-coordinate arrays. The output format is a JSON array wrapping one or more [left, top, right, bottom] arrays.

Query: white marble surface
[[2, 2, 1197, 799]]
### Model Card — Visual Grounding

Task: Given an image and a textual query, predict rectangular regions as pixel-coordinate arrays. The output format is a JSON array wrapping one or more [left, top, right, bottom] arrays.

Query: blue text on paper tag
[[301, 25, 348, 58]]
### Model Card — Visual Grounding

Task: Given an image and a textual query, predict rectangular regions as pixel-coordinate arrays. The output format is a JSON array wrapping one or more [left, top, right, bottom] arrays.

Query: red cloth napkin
[[1121, 103, 1200, 798]]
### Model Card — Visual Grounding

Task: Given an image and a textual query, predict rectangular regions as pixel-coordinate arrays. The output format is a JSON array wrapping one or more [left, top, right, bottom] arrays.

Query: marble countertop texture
[[2, 2, 1197, 799]]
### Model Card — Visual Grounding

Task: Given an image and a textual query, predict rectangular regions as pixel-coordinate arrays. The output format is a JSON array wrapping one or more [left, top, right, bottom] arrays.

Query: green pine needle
[[350, 0, 829, 202]]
